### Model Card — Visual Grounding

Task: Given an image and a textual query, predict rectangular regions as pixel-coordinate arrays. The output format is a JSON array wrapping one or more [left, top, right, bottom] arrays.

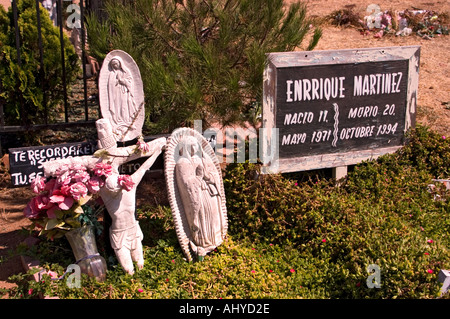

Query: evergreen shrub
[[85, 0, 321, 133]]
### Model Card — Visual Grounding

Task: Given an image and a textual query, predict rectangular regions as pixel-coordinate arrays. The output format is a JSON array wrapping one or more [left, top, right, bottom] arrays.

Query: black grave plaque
[[8, 135, 167, 187], [8, 141, 96, 186], [262, 46, 420, 173]]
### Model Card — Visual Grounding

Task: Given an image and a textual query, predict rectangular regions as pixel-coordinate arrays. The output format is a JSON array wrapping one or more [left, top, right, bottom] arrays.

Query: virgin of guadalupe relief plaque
[[99, 50, 145, 143], [165, 128, 228, 261]]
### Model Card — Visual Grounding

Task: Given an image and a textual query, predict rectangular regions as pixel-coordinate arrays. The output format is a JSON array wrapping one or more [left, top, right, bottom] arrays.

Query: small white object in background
[[438, 269, 450, 297], [396, 27, 412, 36]]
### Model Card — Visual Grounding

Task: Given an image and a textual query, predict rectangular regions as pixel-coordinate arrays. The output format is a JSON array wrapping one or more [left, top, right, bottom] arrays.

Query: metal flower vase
[[65, 226, 107, 282]]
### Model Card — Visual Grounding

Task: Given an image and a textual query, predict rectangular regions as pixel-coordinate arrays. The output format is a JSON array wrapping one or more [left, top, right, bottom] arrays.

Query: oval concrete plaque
[[164, 128, 228, 261], [99, 50, 145, 142]]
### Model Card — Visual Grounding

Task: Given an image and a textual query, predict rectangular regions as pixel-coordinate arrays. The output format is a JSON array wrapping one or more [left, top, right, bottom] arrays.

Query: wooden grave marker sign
[[262, 46, 420, 175], [8, 136, 166, 187]]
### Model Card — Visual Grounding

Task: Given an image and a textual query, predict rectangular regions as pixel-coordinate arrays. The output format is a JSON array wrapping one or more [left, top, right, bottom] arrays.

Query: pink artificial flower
[[69, 182, 88, 201], [47, 270, 59, 279], [290, 269, 295, 273], [72, 170, 90, 184], [24, 197, 43, 219], [49, 190, 75, 210], [137, 288, 144, 293], [46, 206, 58, 219], [43, 178, 57, 193], [137, 139, 150, 154], [35, 194, 53, 211], [30, 176, 46, 194], [118, 175, 134, 191], [60, 184, 72, 197], [87, 176, 104, 194], [322, 239, 327, 243], [28, 289, 33, 295], [71, 164, 86, 173], [381, 13, 392, 26], [55, 164, 70, 177], [374, 30, 384, 38], [427, 269, 433, 274], [427, 239, 434, 244], [251, 270, 256, 274], [93, 162, 113, 177], [57, 171, 72, 186], [424, 252, 430, 256], [57, 164, 89, 185]]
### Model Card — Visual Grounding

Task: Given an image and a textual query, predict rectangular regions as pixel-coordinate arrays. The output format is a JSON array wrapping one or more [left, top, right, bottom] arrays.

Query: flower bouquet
[[24, 161, 134, 240]]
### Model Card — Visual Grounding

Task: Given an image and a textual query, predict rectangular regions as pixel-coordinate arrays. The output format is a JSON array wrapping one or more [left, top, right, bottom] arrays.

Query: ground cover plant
[[1, 125, 449, 299]]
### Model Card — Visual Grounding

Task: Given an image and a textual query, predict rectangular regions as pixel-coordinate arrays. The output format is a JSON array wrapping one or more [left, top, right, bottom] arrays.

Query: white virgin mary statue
[[107, 57, 138, 132], [175, 136, 225, 258]]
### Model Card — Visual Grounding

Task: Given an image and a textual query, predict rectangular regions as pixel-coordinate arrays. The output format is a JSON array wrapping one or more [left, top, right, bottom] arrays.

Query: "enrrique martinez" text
[[285, 71, 403, 102]]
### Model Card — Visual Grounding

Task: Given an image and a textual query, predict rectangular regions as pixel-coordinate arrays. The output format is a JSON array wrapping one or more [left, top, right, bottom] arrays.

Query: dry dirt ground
[[0, 0, 449, 296]]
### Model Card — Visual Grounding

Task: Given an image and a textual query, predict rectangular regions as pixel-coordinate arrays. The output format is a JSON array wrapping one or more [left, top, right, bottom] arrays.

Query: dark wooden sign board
[[262, 46, 420, 176], [8, 135, 167, 187], [8, 133, 218, 186]]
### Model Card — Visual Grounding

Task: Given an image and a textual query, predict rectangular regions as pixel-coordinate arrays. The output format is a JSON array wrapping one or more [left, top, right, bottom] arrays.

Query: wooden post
[[332, 166, 348, 182]]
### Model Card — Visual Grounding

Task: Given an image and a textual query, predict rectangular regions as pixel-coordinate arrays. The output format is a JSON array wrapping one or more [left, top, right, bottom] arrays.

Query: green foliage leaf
[[44, 218, 60, 230]]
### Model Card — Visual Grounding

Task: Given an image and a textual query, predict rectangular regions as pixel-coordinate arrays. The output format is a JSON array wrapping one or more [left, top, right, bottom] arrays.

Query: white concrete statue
[[165, 128, 228, 261], [43, 119, 166, 275], [99, 50, 145, 143]]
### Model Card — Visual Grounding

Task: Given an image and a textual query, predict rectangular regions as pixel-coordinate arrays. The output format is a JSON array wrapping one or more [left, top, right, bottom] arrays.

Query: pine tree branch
[[230, 34, 248, 69], [180, 1, 201, 44], [141, 11, 183, 54], [166, 6, 183, 36], [223, 0, 234, 12], [307, 27, 322, 51]]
